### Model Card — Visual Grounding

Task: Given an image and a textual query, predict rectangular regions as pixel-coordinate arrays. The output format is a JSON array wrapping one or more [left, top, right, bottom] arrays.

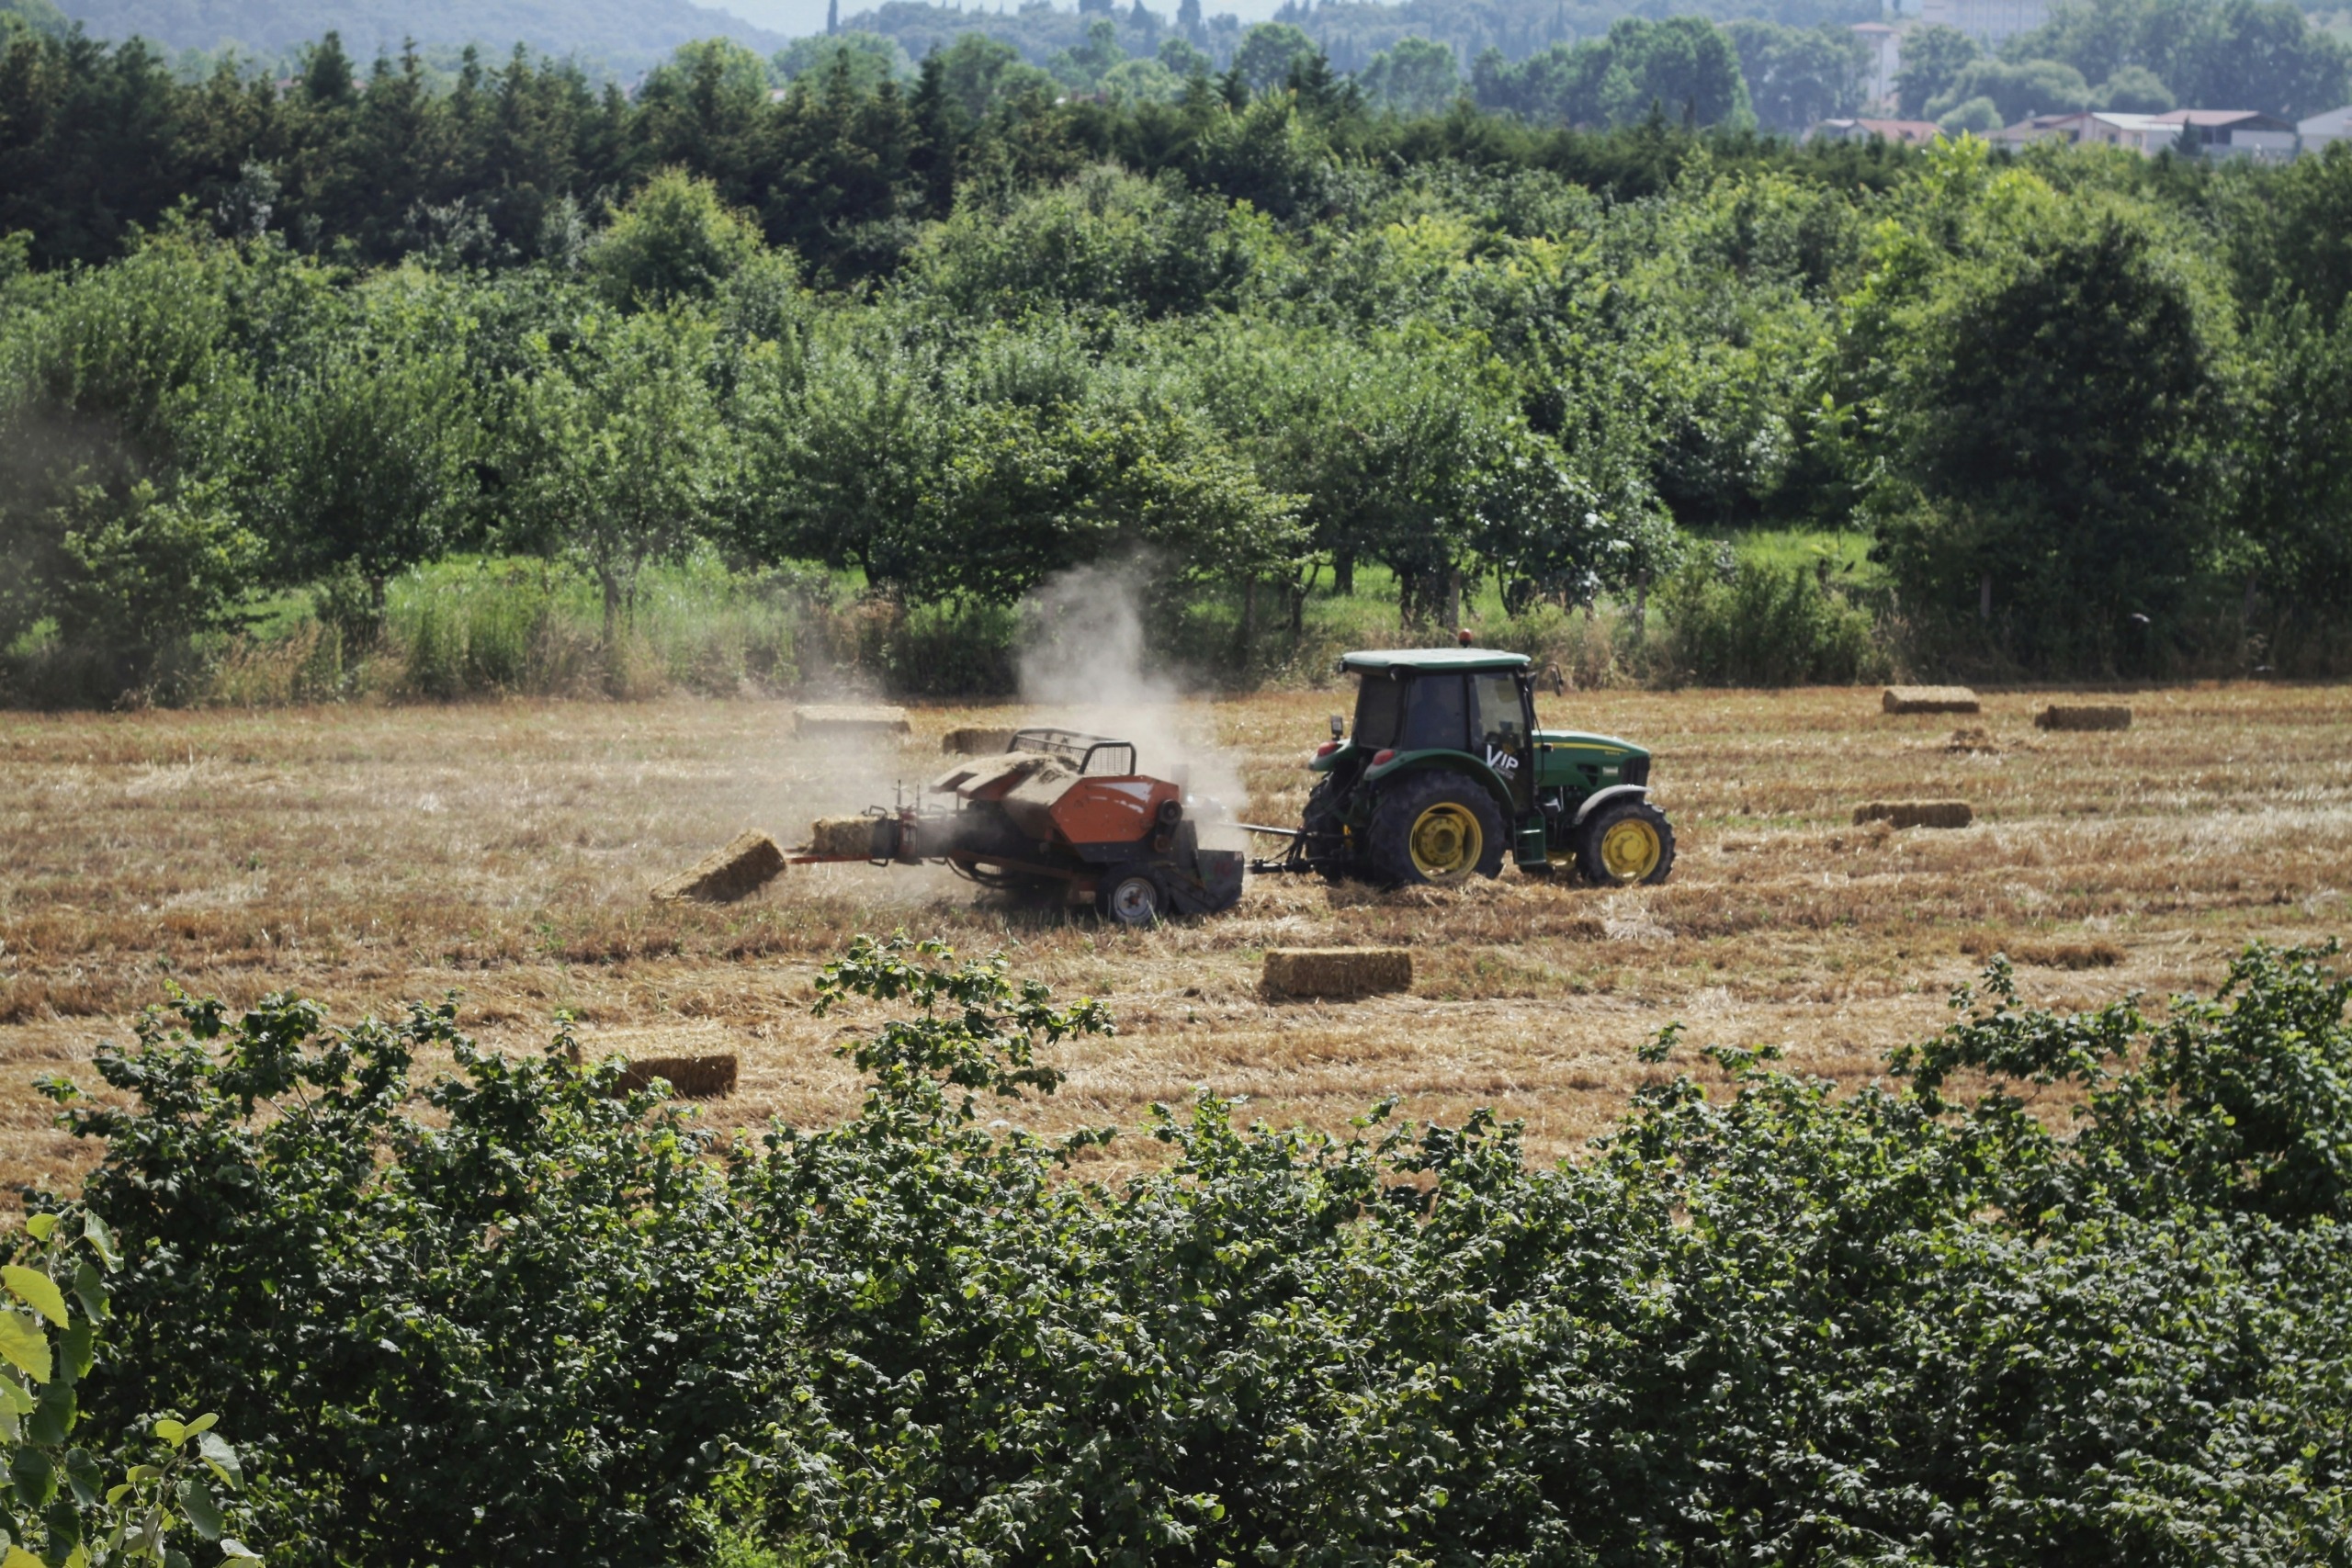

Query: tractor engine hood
[[1533, 728, 1648, 758], [1533, 729, 1651, 791]]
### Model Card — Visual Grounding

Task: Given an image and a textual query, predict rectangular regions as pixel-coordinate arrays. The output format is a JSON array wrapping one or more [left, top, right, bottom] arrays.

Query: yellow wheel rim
[[1599, 818, 1661, 883], [1408, 803, 1482, 882]]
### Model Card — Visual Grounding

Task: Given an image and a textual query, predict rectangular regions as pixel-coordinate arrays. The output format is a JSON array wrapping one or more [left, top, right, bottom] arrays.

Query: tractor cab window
[[1351, 671, 1476, 751], [1472, 672, 1529, 756], [1397, 673, 1470, 750], [1351, 674, 1404, 748]]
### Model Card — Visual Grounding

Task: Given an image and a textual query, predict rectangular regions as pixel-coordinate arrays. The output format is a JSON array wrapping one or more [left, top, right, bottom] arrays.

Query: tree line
[[1895, 0, 2347, 133], [3, 18, 2351, 701]]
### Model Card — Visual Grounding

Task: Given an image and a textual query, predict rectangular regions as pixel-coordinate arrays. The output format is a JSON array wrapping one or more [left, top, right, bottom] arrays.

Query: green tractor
[[1249, 648, 1676, 888]]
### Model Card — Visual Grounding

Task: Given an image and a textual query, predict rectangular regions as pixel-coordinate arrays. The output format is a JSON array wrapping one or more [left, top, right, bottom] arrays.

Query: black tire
[[1366, 771, 1508, 888], [1094, 865, 1166, 927], [1575, 799, 1676, 886], [1300, 777, 1351, 884]]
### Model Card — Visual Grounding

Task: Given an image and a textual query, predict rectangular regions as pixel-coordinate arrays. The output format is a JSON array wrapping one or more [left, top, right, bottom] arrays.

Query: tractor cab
[[1268, 647, 1675, 889], [1336, 649, 1537, 810]]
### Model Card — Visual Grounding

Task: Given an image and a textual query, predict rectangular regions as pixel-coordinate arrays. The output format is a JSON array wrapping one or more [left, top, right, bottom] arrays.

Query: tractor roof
[[1338, 648, 1532, 675]]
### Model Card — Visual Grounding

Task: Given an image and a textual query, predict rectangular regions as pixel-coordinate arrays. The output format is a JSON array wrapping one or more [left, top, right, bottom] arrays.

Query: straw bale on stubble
[[1853, 801, 1973, 829], [649, 830, 786, 904], [1882, 686, 1981, 715], [614, 1053, 739, 1099], [2036, 705, 2132, 731], [1262, 947, 1412, 998], [793, 705, 910, 736]]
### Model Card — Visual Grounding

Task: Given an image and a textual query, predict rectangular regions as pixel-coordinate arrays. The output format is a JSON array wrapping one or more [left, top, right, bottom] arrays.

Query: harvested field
[[1, 683, 2346, 1203]]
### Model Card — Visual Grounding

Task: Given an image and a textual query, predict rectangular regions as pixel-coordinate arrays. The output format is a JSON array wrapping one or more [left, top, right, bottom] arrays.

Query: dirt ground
[[3, 682, 2346, 1202]]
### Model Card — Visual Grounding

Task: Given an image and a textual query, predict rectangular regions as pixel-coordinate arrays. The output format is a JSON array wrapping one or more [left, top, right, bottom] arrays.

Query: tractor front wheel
[[1095, 866, 1167, 927], [1368, 773, 1507, 888], [1576, 799, 1676, 886]]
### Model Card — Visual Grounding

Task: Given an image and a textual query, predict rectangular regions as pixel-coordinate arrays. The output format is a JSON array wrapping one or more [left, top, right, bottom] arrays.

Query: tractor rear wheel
[[1300, 778, 1350, 883], [1576, 799, 1676, 886], [1367, 772, 1507, 888], [1095, 865, 1166, 927]]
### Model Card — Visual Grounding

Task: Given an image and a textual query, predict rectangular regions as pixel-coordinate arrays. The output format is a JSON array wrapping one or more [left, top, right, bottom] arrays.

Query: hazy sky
[[711, 0, 1291, 42]]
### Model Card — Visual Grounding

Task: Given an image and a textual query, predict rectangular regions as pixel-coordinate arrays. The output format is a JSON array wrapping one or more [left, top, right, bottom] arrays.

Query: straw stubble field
[[2, 683, 2347, 1201]]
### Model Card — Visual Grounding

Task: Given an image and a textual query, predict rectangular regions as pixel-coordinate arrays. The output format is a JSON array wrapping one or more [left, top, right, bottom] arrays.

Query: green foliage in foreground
[[0, 1206, 260, 1568], [38, 937, 2352, 1567]]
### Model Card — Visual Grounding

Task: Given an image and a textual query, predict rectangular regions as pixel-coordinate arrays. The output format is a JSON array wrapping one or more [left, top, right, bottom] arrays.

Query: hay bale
[[942, 727, 1016, 755], [808, 816, 888, 859], [615, 1053, 738, 1100], [2036, 704, 2132, 731], [793, 704, 910, 737], [1262, 947, 1412, 998], [1883, 685, 1981, 715], [1853, 800, 1973, 829], [2013, 940, 2125, 970], [650, 830, 786, 904]]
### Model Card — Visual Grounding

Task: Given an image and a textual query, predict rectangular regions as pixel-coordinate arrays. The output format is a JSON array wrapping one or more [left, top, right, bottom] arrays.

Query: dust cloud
[[1013, 560, 1251, 848]]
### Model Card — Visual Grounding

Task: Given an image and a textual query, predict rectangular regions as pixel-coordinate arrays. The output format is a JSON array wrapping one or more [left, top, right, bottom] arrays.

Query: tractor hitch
[[1239, 822, 1329, 876]]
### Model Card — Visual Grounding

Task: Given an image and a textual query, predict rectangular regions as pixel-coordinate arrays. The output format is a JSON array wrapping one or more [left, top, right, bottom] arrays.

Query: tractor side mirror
[[1329, 713, 1345, 739]]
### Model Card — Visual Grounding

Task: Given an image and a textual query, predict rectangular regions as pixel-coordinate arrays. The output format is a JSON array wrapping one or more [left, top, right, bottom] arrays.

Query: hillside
[[46, 0, 783, 69]]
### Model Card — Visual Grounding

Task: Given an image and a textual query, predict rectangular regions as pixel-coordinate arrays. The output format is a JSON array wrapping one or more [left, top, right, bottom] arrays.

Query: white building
[[2083, 111, 2183, 154], [1851, 23, 1901, 111], [2301, 106, 2352, 152], [1913, 0, 2052, 46]]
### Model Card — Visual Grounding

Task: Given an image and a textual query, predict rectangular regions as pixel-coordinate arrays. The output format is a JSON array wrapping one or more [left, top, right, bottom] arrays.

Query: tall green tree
[[254, 267, 488, 614], [2224, 302, 2352, 658], [1359, 36, 1463, 117], [1894, 25, 1980, 118], [1850, 145, 2232, 671], [1724, 20, 1869, 134], [1231, 22, 1319, 92], [0, 228, 263, 698], [505, 308, 733, 680], [587, 166, 764, 308]]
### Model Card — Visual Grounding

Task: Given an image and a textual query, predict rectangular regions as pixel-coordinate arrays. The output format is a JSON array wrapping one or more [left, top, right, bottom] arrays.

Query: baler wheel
[[1096, 866, 1166, 928]]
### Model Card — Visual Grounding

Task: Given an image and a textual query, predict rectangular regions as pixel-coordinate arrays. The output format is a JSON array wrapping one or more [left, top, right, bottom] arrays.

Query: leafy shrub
[[49, 941, 2352, 1567], [0, 1205, 261, 1568], [1655, 553, 1888, 684]]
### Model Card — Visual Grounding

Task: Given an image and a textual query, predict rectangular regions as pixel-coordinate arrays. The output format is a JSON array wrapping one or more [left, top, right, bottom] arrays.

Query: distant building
[[2083, 111, 2183, 154], [1993, 110, 2183, 154], [1914, 0, 2051, 46], [2300, 106, 2352, 152], [1805, 117, 1944, 146], [2153, 108, 2299, 160], [1851, 23, 1900, 111], [1989, 110, 2092, 148]]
